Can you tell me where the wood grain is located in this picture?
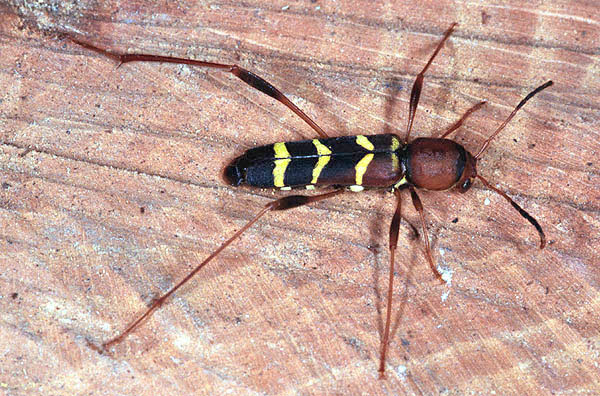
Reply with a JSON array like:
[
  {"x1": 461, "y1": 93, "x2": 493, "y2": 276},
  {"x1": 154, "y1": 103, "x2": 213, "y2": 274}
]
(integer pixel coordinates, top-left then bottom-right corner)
[{"x1": 1, "y1": 1, "x2": 598, "y2": 395}]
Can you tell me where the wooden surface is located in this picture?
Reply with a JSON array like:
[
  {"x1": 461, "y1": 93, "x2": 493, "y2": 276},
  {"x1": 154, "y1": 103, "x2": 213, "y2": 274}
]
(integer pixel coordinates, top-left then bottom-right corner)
[{"x1": 1, "y1": 1, "x2": 598, "y2": 395}]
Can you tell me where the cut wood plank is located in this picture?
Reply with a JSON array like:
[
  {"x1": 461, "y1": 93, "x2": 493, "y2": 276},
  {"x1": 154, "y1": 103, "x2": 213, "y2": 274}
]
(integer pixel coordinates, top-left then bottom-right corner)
[{"x1": 1, "y1": 1, "x2": 598, "y2": 395}]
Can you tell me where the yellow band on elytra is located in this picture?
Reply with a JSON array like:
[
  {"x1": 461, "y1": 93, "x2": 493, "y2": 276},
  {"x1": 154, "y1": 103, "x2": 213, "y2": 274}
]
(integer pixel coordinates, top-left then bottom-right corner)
[
  {"x1": 311, "y1": 139, "x2": 332, "y2": 184},
  {"x1": 355, "y1": 153, "x2": 374, "y2": 185},
  {"x1": 273, "y1": 142, "x2": 291, "y2": 187}
]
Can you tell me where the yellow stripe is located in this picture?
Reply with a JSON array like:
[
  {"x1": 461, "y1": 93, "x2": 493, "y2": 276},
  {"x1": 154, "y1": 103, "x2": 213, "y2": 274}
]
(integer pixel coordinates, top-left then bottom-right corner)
[
  {"x1": 273, "y1": 142, "x2": 291, "y2": 187},
  {"x1": 394, "y1": 176, "x2": 408, "y2": 189},
  {"x1": 391, "y1": 136, "x2": 400, "y2": 151},
  {"x1": 311, "y1": 139, "x2": 332, "y2": 184},
  {"x1": 391, "y1": 152, "x2": 399, "y2": 171},
  {"x1": 355, "y1": 153, "x2": 374, "y2": 185},
  {"x1": 391, "y1": 137, "x2": 402, "y2": 172},
  {"x1": 356, "y1": 135, "x2": 374, "y2": 151}
]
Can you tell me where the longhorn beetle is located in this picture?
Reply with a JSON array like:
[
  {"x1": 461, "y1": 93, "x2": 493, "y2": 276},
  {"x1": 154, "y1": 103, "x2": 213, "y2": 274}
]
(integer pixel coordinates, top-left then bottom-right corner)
[{"x1": 70, "y1": 23, "x2": 551, "y2": 377}]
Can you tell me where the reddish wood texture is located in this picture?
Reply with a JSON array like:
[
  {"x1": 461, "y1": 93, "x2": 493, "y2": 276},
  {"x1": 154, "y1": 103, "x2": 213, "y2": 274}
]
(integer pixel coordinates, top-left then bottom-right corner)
[{"x1": 1, "y1": 1, "x2": 598, "y2": 395}]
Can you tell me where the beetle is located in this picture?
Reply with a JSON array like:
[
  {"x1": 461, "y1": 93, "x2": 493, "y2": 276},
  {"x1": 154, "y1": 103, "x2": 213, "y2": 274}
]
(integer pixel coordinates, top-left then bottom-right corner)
[{"x1": 69, "y1": 23, "x2": 551, "y2": 377}]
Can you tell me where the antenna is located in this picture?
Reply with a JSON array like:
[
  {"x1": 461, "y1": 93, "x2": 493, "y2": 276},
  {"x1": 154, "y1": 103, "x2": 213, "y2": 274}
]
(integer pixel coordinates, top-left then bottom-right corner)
[{"x1": 475, "y1": 81, "x2": 553, "y2": 159}]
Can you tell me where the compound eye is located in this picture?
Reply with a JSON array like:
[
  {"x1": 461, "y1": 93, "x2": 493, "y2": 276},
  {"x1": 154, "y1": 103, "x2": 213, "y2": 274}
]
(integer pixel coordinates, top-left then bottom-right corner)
[{"x1": 459, "y1": 179, "x2": 472, "y2": 193}]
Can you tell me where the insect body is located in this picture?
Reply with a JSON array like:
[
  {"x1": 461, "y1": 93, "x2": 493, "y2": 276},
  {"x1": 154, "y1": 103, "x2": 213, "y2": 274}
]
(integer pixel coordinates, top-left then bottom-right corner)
[
  {"x1": 226, "y1": 134, "x2": 405, "y2": 190},
  {"x1": 69, "y1": 24, "x2": 551, "y2": 378},
  {"x1": 225, "y1": 134, "x2": 475, "y2": 193}
]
